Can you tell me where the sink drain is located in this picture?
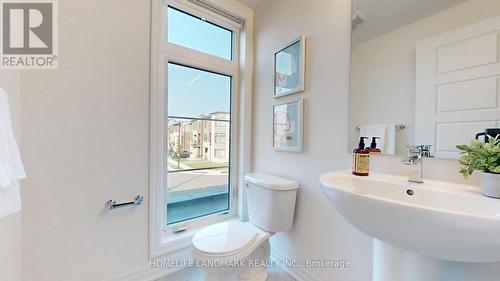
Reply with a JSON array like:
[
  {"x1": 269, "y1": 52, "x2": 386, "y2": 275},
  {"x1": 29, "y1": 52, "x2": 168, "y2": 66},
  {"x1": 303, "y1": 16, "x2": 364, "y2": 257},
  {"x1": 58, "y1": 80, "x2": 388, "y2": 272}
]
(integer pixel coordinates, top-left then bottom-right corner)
[{"x1": 406, "y1": 189, "x2": 414, "y2": 196}]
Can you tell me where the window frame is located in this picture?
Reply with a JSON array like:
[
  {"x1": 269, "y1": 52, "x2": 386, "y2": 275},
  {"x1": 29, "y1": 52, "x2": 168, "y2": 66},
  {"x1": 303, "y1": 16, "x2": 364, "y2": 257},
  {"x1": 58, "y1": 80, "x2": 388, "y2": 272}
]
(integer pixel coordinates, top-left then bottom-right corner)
[
  {"x1": 167, "y1": 5, "x2": 234, "y2": 61},
  {"x1": 149, "y1": 0, "x2": 254, "y2": 258},
  {"x1": 166, "y1": 62, "x2": 233, "y2": 226},
  {"x1": 164, "y1": 2, "x2": 239, "y2": 229}
]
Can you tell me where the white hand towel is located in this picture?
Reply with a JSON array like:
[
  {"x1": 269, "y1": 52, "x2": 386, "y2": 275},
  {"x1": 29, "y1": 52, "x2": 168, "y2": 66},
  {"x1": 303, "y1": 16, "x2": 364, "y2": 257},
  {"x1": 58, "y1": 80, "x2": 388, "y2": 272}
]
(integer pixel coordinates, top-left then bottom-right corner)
[
  {"x1": 384, "y1": 124, "x2": 397, "y2": 155},
  {"x1": 0, "y1": 87, "x2": 26, "y2": 189},
  {"x1": 359, "y1": 124, "x2": 397, "y2": 155}
]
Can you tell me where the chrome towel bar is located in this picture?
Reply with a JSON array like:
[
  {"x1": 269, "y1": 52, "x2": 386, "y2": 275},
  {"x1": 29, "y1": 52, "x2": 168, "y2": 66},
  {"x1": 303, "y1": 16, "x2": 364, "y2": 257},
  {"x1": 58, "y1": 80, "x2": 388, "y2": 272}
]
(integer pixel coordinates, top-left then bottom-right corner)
[
  {"x1": 105, "y1": 195, "x2": 144, "y2": 210},
  {"x1": 355, "y1": 124, "x2": 406, "y2": 130}
]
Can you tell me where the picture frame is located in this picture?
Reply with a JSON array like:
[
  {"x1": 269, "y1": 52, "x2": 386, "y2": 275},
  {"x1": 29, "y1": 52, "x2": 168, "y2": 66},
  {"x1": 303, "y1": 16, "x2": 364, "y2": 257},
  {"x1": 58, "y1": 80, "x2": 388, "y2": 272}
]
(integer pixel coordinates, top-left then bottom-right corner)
[
  {"x1": 273, "y1": 35, "x2": 306, "y2": 98},
  {"x1": 273, "y1": 99, "x2": 304, "y2": 152}
]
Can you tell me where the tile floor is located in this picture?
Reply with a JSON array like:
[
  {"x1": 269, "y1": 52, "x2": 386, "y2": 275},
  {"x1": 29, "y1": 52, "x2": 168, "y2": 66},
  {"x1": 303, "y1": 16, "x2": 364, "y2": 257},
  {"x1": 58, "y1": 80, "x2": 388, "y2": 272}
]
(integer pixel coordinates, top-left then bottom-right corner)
[{"x1": 158, "y1": 266, "x2": 296, "y2": 281}]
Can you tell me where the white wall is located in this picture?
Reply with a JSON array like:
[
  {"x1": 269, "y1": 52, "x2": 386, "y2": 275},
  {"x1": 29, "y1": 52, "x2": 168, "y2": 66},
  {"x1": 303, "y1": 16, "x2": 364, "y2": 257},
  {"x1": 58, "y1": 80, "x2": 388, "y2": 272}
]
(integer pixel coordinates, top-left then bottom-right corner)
[
  {"x1": 20, "y1": 0, "x2": 152, "y2": 280},
  {"x1": 351, "y1": 0, "x2": 500, "y2": 186},
  {"x1": 0, "y1": 70, "x2": 22, "y2": 281},
  {"x1": 13, "y1": 0, "x2": 498, "y2": 280},
  {"x1": 253, "y1": 0, "x2": 373, "y2": 280}
]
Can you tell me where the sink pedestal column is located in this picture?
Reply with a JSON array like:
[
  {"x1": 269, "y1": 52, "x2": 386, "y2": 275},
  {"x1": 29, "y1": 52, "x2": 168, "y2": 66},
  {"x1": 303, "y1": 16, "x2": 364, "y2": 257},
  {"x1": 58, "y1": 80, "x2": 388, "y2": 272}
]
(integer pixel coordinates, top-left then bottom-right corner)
[
  {"x1": 372, "y1": 239, "x2": 440, "y2": 281},
  {"x1": 372, "y1": 239, "x2": 500, "y2": 281}
]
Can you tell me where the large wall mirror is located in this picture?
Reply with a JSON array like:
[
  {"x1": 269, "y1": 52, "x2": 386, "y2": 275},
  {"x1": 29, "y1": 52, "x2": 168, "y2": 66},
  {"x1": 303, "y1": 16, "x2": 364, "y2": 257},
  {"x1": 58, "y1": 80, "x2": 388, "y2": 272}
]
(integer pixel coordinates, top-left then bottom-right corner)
[{"x1": 349, "y1": 0, "x2": 500, "y2": 159}]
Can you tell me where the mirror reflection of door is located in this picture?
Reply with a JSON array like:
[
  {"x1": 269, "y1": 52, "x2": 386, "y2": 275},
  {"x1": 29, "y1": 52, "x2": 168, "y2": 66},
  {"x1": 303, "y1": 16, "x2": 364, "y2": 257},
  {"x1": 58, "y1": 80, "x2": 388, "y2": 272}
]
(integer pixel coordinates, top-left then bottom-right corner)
[{"x1": 349, "y1": 0, "x2": 500, "y2": 158}]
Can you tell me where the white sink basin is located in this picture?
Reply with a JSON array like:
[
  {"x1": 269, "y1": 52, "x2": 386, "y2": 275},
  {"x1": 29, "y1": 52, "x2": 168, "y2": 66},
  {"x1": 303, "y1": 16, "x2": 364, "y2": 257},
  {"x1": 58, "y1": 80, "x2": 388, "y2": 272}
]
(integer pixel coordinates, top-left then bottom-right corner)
[{"x1": 320, "y1": 171, "x2": 500, "y2": 262}]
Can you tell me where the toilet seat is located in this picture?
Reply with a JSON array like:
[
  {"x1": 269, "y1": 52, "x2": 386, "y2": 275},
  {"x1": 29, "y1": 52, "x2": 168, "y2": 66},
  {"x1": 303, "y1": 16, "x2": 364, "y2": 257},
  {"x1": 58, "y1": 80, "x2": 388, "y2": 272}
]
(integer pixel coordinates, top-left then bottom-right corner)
[{"x1": 192, "y1": 221, "x2": 270, "y2": 259}]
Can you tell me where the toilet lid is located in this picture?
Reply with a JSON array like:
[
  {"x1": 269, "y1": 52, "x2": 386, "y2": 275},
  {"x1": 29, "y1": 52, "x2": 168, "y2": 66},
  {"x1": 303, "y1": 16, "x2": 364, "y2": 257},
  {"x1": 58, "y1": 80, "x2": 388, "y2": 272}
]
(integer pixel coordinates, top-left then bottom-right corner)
[{"x1": 192, "y1": 221, "x2": 258, "y2": 255}]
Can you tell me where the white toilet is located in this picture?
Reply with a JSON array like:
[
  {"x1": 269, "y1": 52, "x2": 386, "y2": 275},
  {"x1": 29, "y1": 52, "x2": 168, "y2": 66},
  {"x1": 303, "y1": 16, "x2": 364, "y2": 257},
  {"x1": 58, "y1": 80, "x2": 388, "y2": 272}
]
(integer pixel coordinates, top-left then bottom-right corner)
[{"x1": 191, "y1": 173, "x2": 299, "y2": 281}]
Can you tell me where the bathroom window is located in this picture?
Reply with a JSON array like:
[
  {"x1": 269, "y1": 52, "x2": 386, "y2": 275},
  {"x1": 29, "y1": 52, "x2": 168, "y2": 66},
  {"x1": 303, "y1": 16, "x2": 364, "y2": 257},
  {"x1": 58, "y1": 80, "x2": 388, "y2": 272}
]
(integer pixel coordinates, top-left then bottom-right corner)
[
  {"x1": 151, "y1": 0, "x2": 251, "y2": 256},
  {"x1": 167, "y1": 6, "x2": 233, "y2": 61},
  {"x1": 167, "y1": 63, "x2": 232, "y2": 225}
]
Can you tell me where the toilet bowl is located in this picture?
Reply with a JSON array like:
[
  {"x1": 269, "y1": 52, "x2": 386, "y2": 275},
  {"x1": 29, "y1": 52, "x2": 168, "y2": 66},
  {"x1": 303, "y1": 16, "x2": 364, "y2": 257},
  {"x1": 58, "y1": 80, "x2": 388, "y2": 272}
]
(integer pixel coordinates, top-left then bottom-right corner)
[
  {"x1": 192, "y1": 221, "x2": 271, "y2": 281},
  {"x1": 191, "y1": 173, "x2": 299, "y2": 281}
]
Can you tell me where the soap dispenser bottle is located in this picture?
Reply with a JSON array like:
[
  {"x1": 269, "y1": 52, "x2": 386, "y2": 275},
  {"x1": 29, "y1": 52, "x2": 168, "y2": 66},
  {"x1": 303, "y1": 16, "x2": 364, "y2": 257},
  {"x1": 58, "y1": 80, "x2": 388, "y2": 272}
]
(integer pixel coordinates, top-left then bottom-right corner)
[
  {"x1": 352, "y1": 137, "x2": 370, "y2": 176},
  {"x1": 368, "y1": 137, "x2": 381, "y2": 154}
]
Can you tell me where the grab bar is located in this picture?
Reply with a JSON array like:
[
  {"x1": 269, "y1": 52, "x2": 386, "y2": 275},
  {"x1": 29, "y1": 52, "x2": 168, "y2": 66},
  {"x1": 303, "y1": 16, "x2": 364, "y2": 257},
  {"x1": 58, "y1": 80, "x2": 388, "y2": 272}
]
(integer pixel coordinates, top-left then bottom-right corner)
[{"x1": 105, "y1": 195, "x2": 144, "y2": 210}]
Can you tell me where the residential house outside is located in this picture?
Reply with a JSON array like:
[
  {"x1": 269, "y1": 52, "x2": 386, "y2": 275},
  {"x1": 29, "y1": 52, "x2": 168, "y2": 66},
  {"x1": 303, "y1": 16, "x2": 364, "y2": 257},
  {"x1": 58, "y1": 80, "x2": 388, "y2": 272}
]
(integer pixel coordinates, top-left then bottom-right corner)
[
  {"x1": 166, "y1": 111, "x2": 231, "y2": 224},
  {"x1": 169, "y1": 111, "x2": 230, "y2": 165}
]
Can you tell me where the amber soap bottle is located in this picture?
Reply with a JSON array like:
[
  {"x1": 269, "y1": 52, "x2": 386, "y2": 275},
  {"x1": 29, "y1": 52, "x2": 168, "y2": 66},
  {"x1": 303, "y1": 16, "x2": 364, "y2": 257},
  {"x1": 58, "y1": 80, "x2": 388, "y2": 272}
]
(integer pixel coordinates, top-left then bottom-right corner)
[
  {"x1": 368, "y1": 137, "x2": 381, "y2": 154},
  {"x1": 352, "y1": 137, "x2": 370, "y2": 176}
]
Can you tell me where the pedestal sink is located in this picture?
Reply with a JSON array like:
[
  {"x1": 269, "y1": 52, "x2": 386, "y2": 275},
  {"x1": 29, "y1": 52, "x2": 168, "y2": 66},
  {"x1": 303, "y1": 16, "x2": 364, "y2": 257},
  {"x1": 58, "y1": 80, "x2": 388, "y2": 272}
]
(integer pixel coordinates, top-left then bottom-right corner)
[{"x1": 320, "y1": 171, "x2": 500, "y2": 281}]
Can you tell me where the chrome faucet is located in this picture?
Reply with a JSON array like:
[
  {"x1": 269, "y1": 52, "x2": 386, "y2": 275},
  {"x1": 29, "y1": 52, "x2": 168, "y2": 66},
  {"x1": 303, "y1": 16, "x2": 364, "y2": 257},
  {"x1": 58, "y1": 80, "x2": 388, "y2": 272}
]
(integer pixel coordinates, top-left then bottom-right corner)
[{"x1": 402, "y1": 145, "x2": 433, "y2": 183}]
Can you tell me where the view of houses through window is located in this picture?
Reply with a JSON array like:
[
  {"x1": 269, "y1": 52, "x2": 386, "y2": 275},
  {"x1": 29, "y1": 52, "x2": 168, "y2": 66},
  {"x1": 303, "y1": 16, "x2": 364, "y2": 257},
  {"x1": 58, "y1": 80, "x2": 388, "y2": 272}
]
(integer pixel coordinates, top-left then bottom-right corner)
[
  {"x1": 168, "y1": 113, "x2": 230, "y2": 165},
  {"x1": 165, "y1": 4, "x2": 236, "y2": 226},
  {"x1": 166, "y1": 63, "x2": 232, "y2": 225},
  {"x1": 168, "y1": 113, "x2": 230, "y2": 168}
]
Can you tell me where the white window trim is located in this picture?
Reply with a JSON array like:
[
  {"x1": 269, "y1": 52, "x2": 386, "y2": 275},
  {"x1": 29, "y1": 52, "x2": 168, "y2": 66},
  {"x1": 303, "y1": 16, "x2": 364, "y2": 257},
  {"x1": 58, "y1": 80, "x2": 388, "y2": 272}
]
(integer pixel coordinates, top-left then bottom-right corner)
[
  {"x1": 164, "y1": 2, "x2": 239, "y2": 231},
  {"x1": 149, "y1": 0, "x2": 254, "y2": 258}
]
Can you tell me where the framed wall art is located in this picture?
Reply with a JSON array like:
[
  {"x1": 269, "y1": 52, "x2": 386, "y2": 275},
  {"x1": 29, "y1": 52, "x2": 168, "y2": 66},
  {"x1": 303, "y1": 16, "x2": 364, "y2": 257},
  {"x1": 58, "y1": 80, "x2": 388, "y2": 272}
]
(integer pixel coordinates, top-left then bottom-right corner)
[
  {"x1": 274, "y1": 35, "x2": 306, "y2": 97},
  {"x1": 273, "y1": 99, "x2": 304, "y2": 152}
]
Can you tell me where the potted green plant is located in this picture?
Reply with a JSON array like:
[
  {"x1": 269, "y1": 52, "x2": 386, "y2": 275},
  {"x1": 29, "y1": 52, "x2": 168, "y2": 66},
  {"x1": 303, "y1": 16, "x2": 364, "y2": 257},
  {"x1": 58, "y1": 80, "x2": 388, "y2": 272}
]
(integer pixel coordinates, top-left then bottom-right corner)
[{"x1": 456, "y1": 135, "x2": 500, "y2": 198}]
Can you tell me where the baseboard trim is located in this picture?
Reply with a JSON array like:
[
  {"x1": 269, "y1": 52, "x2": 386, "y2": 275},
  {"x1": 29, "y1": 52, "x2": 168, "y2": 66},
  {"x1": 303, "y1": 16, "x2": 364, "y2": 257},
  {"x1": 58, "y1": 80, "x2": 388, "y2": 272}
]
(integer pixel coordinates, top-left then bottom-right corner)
[
  {"x1": 102, "y1": 247, "x2": 192, "y2": 281},
  {"x1": 271, "y1": 247, "x2": 322, "y2": 281},
  {"x1": 104, "y1": 245, "x2": 321, "y2": 281}
]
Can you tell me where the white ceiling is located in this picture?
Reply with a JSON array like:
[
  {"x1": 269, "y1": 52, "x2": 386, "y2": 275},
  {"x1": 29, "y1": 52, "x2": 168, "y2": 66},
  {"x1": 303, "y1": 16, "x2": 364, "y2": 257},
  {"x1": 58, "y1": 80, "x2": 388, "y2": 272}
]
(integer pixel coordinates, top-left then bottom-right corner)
[
  {"x1": 237, "y1": 0, "x2": 468, "y2": 44},
  {"x1": 238, "y1": 0, "x2": 265, "y2": 8},
  {"x1": 352, "y1": 0, "x2": 467, "y2": 45}
]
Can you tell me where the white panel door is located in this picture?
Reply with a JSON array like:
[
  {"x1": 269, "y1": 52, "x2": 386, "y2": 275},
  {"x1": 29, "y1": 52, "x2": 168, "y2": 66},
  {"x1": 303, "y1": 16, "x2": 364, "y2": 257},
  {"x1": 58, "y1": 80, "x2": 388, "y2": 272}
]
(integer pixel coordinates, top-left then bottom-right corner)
[{"x1": 416, "y1": 16, "x2": 500, "y2": 159}]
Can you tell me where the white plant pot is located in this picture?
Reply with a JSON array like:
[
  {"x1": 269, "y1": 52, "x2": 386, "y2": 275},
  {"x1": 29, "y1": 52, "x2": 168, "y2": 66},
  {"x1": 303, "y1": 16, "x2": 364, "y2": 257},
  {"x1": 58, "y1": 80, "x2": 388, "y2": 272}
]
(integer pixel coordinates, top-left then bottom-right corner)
[{"x1": 481, "y1": 172, "x2": 500, "y2": 199}]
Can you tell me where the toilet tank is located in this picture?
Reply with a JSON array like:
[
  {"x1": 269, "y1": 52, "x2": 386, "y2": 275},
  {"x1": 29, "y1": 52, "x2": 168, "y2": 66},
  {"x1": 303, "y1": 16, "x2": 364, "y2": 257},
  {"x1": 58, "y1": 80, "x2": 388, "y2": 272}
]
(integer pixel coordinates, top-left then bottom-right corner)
[{"x1": 244, "y1": 173, "x2": 299, "y2": 233}]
